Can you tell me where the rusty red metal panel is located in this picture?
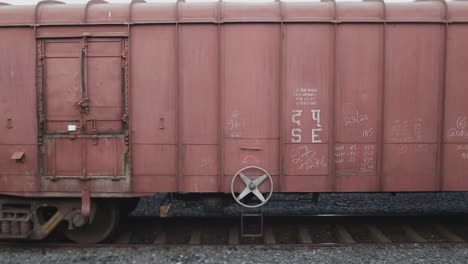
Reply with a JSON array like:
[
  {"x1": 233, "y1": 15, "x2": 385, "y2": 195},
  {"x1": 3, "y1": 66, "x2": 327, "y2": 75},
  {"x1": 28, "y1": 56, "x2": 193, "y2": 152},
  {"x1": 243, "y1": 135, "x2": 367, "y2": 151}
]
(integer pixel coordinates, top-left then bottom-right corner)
[
  {"x1": 336, "y1": 1, "x2": 383, "y2": 22},
  {"x1": 36, "y1": 2, "x2": 81, "y2": 25},
  {"x1": 0, "y1": 27, "x2": 38, "y2": 194},
  {"x1": 130, "y1": 26, "x2": 176, "y2": 145},
  {"x1": 383, "y1": 24, "x2": 444, "y2": 191},
  {"x1": 179, "y1": 24, "x2": 219, "y2": 192},
  {"x1": 0, "y1": 29, "x2": 37, "y2": 145},
  {"x1": 282, "y1": 2, "x2": 333, "y2": 22},
  {"x1": 44, "y1": 137, "x2": 126, "y2": 174},
  {"x1": 0, "y1": 5, "x2": 35, "y2": 26},
  {"x1": 334, "y1": 24, "x2": 381, "y2": 192},
  {"x1": 87, "y1": 39, "x2": 123, "y2": 132},
  {"x1": 222, "y1": 24, "x2": 280, "y2": 192},
  {"x1": 2, "y1": 2, "x2": 468, "y2": 198},
  {"x1": 45, "y1": 138, "x2": 82, "y2": 177},
  {"x1": 385, "y1": 1, "x2": 445, "y2": 22},
  {"x1": 179, "y1": 1, "x2": 218, "y2": 22},
  {"x1": 0, "y1": 145, "x2": 37, "y2": 177},
  {"x1": 222, "y1": 2, "x2": 281, "y2": 22},
  {"x1": 130, "y1": 25, "x2": 177, "y2": 192},
  {"x1": 447, "y1": 1, "x2": 468, "y2": 22},
  {"x1": 282, "y1": 24, "x2": 332, "y2": 192},
  {"x1": 86, "y1": 3, "x2": 129, "y2": 24},
  {"x1": 0, "y1": 1, "x2": 464, "y2": 26},
  {"x1": 443, "y1": 24, "x2": 468, "y2": 190},
  {"x1": 179, "y1": 26, "x2": 218, "y2": 146},
  {"x1": 223, "y1": 24, "x2": 280, "y2": 140},
  {"x1": 86, "y1": 138, "x2": 124, "y2": 177},
  {"x1": 131, "y1": 2, "x2": 176, "y2": 23},
  {"x1": 43, "y1": 40, "x2": 81, "y2": 133}
]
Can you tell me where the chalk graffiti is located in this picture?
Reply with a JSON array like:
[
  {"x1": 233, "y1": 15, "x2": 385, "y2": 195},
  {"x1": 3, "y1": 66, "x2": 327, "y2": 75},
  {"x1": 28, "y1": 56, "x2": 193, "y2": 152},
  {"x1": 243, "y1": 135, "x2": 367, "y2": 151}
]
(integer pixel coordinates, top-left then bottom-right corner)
[
  {"x1": 241, "y1": 154, "x2": 260, "y2": 164},
  {"x1": 291, "y1": 146, "x2": 327, "y2": 170},
  {"x1": 362, "y1": 128, "x2": 375, "y2": 138},
  {"x1": 448, "y1": 116, "x2": 468, "y2": 138},
  {"x1": 342, "y1": 103, "x2": 369, "y2": 127},
  {"x1": 334, "y1": 144, "x2": 376, "y2": 174},
  {"x1": 227, "y1": 111, "x2": 241, "y2": 138},
  {"x1": 390, "y1": 118, "x2": 425, "y2": 142}
]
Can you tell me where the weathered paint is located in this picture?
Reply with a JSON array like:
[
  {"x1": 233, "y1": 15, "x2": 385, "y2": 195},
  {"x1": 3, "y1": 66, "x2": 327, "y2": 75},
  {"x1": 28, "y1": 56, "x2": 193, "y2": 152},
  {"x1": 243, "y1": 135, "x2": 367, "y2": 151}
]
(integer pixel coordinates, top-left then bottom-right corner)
[{"x1": 0, "y1": 1, "x2": 467, "y2": 197}]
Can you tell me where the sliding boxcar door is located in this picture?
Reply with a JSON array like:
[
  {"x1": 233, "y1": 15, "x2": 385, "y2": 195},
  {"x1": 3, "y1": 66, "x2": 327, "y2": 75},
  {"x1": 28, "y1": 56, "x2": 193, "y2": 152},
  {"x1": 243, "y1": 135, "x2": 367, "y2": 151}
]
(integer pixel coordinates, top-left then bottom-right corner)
[{"x1": 39, "y1": 38, "x2": 129, "y2": 193}]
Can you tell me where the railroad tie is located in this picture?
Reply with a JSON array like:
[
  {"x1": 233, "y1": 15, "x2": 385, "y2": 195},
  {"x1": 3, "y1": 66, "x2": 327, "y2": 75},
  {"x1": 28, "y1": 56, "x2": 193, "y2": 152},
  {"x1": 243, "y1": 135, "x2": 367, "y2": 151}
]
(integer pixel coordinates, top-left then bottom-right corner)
[
  {"x1": 228, "y1": 225, "x2": 239, "y2": 245},
  {"x1": 297, "y1": 224, "x2": 313, "y2": 244},
  {"x1": 153, "y1": 230, "x2": 167, "y2": 244},
  {"x1": 435, "y1": 225, "x2": 465, "y2": 243},
  {"x1": 336, "y1": 225, "x2": 356, "y2": 244},
  {"x1": 115, "y1": 229, "x2": 132, "y2": 244},
  {"x1": 401, "y1": 224, "x2": 427, "y2": 243},
  {"x1": 263, "y1": 225, "x2": 276, "y2": 244},
  {"x1": 189, "y1": 227, "x2": 202, "y2": 245},
  {"x1": 367, "y1": 224, "x2": 391, "y2": 243}
]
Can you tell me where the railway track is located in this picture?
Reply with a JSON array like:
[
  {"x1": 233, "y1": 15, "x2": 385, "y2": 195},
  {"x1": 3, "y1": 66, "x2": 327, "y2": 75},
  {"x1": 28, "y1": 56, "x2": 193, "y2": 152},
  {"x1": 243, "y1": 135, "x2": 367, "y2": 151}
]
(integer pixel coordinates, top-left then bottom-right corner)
[{"x1": 1, "y1": 214, "x2": 468, "y2": 247}]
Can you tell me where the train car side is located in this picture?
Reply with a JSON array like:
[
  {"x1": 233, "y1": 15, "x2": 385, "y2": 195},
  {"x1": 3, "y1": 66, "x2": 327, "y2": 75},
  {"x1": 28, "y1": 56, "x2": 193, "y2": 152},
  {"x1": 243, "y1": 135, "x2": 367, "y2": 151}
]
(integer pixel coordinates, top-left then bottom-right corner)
[{"x1": 0, "y1": 0, "x2": 467, "y2": 243}]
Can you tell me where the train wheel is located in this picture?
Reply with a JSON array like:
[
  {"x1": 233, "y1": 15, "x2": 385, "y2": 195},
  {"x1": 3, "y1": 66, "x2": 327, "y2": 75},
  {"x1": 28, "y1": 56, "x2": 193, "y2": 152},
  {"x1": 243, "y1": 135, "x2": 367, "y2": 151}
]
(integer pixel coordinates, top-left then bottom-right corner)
[{"x1": 62, "y1": 200, "x2": 120, "y2": 244}]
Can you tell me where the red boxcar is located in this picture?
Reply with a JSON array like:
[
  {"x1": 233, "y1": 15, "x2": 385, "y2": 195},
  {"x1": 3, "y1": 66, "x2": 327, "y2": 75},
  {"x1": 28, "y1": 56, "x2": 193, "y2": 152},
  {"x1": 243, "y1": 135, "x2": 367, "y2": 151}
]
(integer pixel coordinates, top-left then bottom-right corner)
[{"x1": 0, "y1": 0, "x2": 467, "y2": 242}]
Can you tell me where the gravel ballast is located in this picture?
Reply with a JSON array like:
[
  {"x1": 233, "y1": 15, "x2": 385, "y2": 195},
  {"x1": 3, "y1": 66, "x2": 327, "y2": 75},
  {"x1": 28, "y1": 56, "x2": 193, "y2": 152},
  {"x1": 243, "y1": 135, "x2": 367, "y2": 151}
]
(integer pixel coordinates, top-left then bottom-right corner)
[
  {"x1": 0, "y1": 245, "x2": 467, "y2": 264},
  {"x1": 132, "y1": 192, "x2": 468, "y2": 217}
]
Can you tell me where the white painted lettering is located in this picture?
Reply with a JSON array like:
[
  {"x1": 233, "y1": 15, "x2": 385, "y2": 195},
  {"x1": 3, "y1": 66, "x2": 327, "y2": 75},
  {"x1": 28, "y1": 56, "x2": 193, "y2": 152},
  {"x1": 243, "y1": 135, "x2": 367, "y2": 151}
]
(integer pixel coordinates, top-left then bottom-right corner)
[
  {"x1": 292, "y1": 128, "x2": 302, "y2": 143},
  {"x1": 312, "y1": 128, "x2": 322, "y2": 143},
  {"x1": 292, "y1": 110, "x2": 302, "y2": 126}
]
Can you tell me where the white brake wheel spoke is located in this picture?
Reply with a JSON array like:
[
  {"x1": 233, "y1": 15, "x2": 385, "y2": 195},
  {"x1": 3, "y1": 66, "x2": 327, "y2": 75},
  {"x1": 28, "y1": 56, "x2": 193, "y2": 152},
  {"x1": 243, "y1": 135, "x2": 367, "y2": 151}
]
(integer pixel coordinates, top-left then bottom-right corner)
[
  {"x1": 253, "y1": 174, "x2": 268, "y2": 186},
  {"x1": 231, "y1": 166, "x2": 273, "y2": 208},
  {"x1": 239, "y1": 172, "x2": 251, "y2": 185},
  {"x1": 252, "y1": 188, "x2": 266, "y2": 203},
  {"x1": 237, "y1": 187, "x2": 251, "y2": 200}
]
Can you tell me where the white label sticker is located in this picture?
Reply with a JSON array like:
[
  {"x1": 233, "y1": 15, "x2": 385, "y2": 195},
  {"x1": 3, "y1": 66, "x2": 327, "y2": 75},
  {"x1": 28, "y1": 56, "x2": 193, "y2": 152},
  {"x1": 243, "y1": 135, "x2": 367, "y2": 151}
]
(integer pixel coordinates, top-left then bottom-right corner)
[{"x1": 68, "y1": 125, "x2": 77, "y2": 132}]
